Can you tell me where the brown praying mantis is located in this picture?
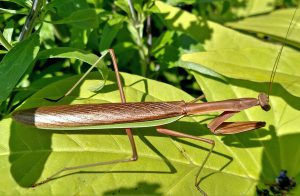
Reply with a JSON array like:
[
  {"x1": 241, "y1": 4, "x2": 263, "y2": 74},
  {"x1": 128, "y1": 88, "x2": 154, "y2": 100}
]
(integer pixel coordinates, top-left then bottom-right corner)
[{"x1": 11, "y1": 8, "x2": 298, "y2": 196}]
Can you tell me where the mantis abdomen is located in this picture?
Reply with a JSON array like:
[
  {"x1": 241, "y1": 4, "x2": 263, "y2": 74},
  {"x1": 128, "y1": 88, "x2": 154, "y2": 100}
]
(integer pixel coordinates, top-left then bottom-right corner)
[{"x1": 12, "y1": 101, "x2": 187, "y2": 129}]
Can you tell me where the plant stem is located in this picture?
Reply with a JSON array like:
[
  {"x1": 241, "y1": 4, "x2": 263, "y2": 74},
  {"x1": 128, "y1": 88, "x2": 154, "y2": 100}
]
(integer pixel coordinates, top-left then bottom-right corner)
[
  {"x1": 0, "y1": 32, "x2": 12, "y2": 50},
  {"x1": 19, "y1": 0, "x2": 44, "y2": 41},
  {"x1": 126, "y1": 0, "x2": 148, "y2": 76},
  {"x1": 146, "y1": 15, "x2": 152, "y2": 66},
  {"x1": 127, "y1": 0, "x2": 138, "y2": 25}
]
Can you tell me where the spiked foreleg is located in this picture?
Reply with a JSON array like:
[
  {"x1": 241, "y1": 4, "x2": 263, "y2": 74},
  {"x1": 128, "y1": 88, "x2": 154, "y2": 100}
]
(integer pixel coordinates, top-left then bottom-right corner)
[{"x1": 208, "y1": 111, "x2": 266, "y2": 135}]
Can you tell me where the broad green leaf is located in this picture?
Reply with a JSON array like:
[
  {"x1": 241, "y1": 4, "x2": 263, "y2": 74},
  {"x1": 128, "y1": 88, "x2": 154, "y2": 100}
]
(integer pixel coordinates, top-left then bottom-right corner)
[
  {"x1": 227, "y1": 0, "x2": 275, "y2": 17},
  {"x1": 190, "y1": 70, "x2": 300, "y2": 195},
  {"x1": 51, "y1": 8, "x2": 99, "y2": 29},
  {"x1": 165, "y1": 0, "x2": 275, "y2": 22},
  {"x1": 181, "y1": 47, "x2": 300, "y2": 97},
  {"x1": 227, "y1": 8, "x2": 300, "y2": 48},
  {"x1": 0, "y1": 34, "x2": 40, "y2": 103},
  {"x1": 155, "y1": 2, "x2": 300, "y2": 97},
  {"x1": 0, "y1": 71, "x2": 282, "y2": 195},
  {"x1": 153, "y1": 1, "x2": 272, "y2": 51}
]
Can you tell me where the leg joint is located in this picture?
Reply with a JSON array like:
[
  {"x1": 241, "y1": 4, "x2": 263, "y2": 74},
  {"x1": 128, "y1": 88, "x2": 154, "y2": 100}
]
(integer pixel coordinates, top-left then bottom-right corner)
[{"x1": 131, "y1": 156, "x2": 138, "y2": 161}]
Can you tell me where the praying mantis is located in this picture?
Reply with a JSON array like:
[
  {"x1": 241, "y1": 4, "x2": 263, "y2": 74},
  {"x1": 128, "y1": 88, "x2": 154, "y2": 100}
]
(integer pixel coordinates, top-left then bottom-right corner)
[
  {"x1": 11, "y1": 7, "x2": 298, "y2": 196},
  {"x1": 11, "y1": 48, "x2": 269, "y2": 195}
]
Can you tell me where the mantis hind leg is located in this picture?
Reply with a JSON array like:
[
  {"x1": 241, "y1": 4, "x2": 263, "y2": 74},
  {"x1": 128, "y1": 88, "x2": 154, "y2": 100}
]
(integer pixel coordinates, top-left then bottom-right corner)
[
  {"x1": 156, "y1": 127, "x2": 215, "y2": 196},
  {"x1": 109, "y1": 48, "x2": 138, "y2": 161},
  {"x1": 32, "y1": 49, "x2": 138, "y2": 187}
]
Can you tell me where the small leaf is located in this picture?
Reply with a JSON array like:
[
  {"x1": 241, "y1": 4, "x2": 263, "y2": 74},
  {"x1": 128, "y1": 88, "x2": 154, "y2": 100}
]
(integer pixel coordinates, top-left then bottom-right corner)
[
  {"x1": 114, "y1": 0, "x2": 131, "y2": 16},
  {"x1": 0, "y1": 34, "x2": 40, "y2": 103},
  {"x1": 37, "y1": 47, "x2": 109, "y2": 91},
  {"x1": 38, "y1": 47, "x2": 101, "y2": 65}
]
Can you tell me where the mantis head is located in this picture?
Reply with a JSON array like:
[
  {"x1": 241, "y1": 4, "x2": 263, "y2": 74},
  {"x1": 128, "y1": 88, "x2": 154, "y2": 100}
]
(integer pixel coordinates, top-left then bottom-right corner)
[{"x1": 258, "y1": 93, "x2": 271, "y2": 111}]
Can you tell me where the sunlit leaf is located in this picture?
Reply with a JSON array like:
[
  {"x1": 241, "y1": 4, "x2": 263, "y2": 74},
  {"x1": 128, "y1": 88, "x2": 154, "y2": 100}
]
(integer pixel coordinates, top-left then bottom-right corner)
[
  {"x1": 1, "y1": 71, "x2": 288, "y2": 195},
  {"x1": 227, "y1": 8, "x2": 300, "y2": 48},
  {"x1": 181, "y1": 48, "x2": 300, "y2": 97}
]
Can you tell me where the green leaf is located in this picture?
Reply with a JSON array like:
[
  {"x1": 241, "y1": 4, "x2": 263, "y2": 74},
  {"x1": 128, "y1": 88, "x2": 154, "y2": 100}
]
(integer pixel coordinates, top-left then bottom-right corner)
[
  {"x1": 225, "y1": 0, "x2": 275, "y2": 17},
  {"x1": 51, "y1": 8, "x2": 99, "y2": 29},
  {"x1": 3, "y1": 20, "x2": 14, "y2": 44},
  {"x1": 152, "y1": 31, "x2": 205, "y2": 68},
  {"x1": 181, "y1": 47, "x2": 300, "y2": 97},
  {"x1": 37, "y1": 47, "x2": 109, "y2": 91},
  {"x1": 155, "y1": 2, "x2": 300, "y2": 97},
  {"x1": 165, "y1": 0, "x2": 196, "y2": 6},
  {"x1": 153, "y1": 1, "x2": 273, "y2": 50},
  {"x1": 227, "y1": 8, "x2": 300, "y2": 48},
  {"x1": 3, "y1": 69, "x2": 300, "y2": 195},
  {"x1": 192, "y1": 71, "x2": 300, "y2": 195},
  {"x1": 38, "y1": 47, "x2": 101, "y2": 65},
  {"x1": 114, "y1": 0, "x2": 131, "y2": 16},
  {"x1": 99, "y1": 18, "x2": 124, "y2": 51},
  {"x1": 1, "y1": 0, "x2": 32, "y2": 8},
  {"x1": 46, "y1": 0, "x2": 90, "y2": 17},
  {"x1": 0, "y1": 7, "x2": 27, "y2": 14},
  {"x1": 165, "y1": 0, "x2": 275, "y2": 20},
  {"x1": 0, "y1": 34, "x2": 40, "y2": 103}
]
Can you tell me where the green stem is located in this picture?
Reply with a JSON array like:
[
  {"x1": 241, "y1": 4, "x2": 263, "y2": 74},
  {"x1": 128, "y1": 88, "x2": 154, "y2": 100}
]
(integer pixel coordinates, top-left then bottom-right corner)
[
  {"x1": 19, "y1": 0, "x2": 45, "y2": 41},
  {"x1": 127, "y1": 0, "x2": 138, "y2": 25},
  {"x1": 0, "y1": 32, "x2": 12, "y2": 50},
  {"x1": 126, "y1": 0, "x2": 148, "y2": 76}
]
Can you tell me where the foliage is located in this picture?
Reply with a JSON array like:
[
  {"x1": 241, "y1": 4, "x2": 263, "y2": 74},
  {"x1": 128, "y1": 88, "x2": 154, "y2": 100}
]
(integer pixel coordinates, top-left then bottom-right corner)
[{"x1": 0, "y1": 0, "x2": 300, "y2": 195}]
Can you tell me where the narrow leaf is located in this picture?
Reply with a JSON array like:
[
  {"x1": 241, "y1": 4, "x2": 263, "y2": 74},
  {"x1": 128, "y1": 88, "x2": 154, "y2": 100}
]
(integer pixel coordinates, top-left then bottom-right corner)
[
  {"x1": 99, "y1": 20, "x2": 123, "y2": 51},
  {"x1": 0, "y1": 34, "x2": 40, "y2": 103},
  {"x1": 37, "y1": 47, "x2": 109, "y2": 91}
]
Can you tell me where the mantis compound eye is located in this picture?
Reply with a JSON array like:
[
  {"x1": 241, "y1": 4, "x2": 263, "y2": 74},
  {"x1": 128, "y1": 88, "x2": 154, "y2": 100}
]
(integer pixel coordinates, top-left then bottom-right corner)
[{"x1": 258, "y1": 93, "x2": 271, "y2": 111}]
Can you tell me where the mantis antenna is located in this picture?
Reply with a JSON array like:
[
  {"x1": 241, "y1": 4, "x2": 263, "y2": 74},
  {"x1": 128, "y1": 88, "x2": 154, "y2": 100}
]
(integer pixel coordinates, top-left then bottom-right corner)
[{"x1": 267, "y1": 6, "x2": 299, "y2": 98}]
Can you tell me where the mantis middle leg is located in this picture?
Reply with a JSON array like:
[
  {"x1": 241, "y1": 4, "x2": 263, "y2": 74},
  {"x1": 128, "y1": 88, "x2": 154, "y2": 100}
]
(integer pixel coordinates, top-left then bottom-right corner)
[{"x1": 32, "y1": 49, "x2": 138, "y2": 186}]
